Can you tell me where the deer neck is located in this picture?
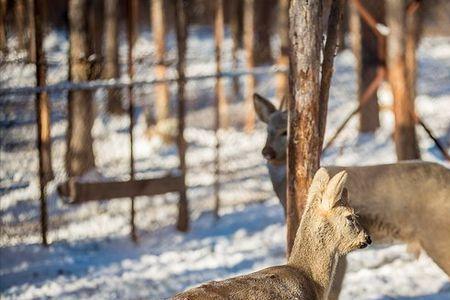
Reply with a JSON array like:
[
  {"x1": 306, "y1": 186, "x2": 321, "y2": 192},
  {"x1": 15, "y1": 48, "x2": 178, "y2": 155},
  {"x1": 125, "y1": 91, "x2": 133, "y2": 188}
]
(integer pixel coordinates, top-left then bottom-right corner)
[
  {"x1": 267, "y1": 161, "x2": 286, "y2": 191},
  {"x1": 287, "y1": 212, "x2": 339, "y2": 298}
]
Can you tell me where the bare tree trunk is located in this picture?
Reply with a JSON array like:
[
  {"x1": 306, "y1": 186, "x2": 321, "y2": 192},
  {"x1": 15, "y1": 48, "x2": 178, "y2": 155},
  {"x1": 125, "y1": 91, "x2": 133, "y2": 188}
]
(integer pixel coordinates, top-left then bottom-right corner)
[
  {"x1": 386, "y1": 0, "x2": 420, "y2": 160},
  {"x1": 230, "y1": 0, "x2": 242, "y2": 96},
  {"x1": 276, "y1": 0, "x2": 290, "y2": 102},
  {"x1": 104, "y1": 0, "x2": 123, "y2": 114},
  {"x1": 243, "y1": 0, "x2": 255, "y2": 132},
  {"x1": 34, "y1": 0, "x2": 51, "y2": 246},
  {"x1": 27, "y1": 0, "x2": 36, "y2": 63},
  {"x1": 152, "y1": 0, "x2": 170, "y2": 123},
  {"x1": 254, "y1": 0, "x2": 274, "y2": 65},
  {"x1": 66, "y1": 0, "x2": 96, "y2": 177},
  {"x1": 87, "y1": 0, "x2": 103, "y2": 80},
  {"x1": 406, "y1": 1, "x2": 422, "y2": 108},
  {"x1": 15, "y1": 0, "x2": 26, "y2": 52},
  {"x1": 287, "y1": 0, "x2": 323, "y2": 256},
  {"x1": 350, "y1": 0, "x2": 382, "y2": 133},
  {"x1": 175, "y1": 0, "x2": 189, "y2": 232},
  {"x1": 215, "y1": 0, "x2": 228, "y2": 128},
  {"x1": 0, "y1": 0, "x2": 6, "y2": 54}
]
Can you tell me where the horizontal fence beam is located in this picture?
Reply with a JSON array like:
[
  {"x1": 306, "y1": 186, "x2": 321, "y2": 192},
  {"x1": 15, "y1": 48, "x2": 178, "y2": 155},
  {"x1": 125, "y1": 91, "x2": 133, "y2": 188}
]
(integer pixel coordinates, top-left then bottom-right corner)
[
  {"x1": 58, "y1": 174, "x2": 184, "y2": 203},
  {"x1": 0, "y1": 65, "x2": 288, "y2": 96}
]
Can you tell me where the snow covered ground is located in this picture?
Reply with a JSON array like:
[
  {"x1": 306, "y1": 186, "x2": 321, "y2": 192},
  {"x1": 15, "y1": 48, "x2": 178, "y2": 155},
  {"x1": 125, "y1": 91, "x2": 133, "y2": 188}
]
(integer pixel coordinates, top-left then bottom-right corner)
[{"x1": 1, "y1": 28, "x2": 449, "y2": 299}]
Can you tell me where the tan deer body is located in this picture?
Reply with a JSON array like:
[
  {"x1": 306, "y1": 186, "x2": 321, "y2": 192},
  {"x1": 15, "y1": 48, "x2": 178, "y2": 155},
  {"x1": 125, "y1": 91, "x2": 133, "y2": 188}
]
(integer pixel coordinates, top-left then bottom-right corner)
[
  {"x1": 173, "y1": 169, "x2": 371, "y2": 300},
  {"x1": 254, "y1": 94, "x2": 450, "y2": 299}
]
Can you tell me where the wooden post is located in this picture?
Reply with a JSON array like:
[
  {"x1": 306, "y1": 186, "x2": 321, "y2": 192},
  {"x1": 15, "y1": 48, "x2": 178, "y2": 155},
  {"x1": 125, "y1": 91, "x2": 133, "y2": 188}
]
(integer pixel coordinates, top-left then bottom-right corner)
[
  {"x1": 127, "y1": 0, "x2": 138, "y2": 242},
  {"x1": 15, "y1": 0, "x2": 26, "y2": 52},
  {"x1": 386, "y1": 0, "x2": 420, "y2": 160},
  {"x1": 151, "y1": 0, "x2": 170, "y2": 124},
  {"x1": 34, "y1": 0, "x2": 52, "y2": 246},
  {"x1": 175, "y1": 0, "x2": 189, "y2": 232},
  {"x1": 243, "y1": 0, "x2": 255, "y2": 132},
  {"x1": 254, "y1": 0, "x2": 275, "y2": 65},
  {"x1": 104, "y1": 0, "x2": 123, "y2": 115},
  {"x1": 276, "y1": 0, "x2": 290, "y2": 101},
  {"x1": 350, "y1": 0, "x2": 383, "y2": 133},
  {"x1": 230, "y1": 0, "x2": 242, "y2": 97},
  {"x1": 406, "y1": 0, "x2": 421, "y2": 111},
  {"x1": 0, "y1": 0, "x2": 6, "y2": 54},
  {"x1": 27, "y1": 0, "x2": 36, "y2": 63}
]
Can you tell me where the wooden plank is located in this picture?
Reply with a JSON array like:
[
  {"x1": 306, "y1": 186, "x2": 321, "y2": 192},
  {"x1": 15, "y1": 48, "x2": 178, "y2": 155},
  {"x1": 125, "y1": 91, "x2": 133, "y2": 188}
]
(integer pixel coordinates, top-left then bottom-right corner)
[{"x1": 59, "y1": 176, "x2": 185, "y2": 203}]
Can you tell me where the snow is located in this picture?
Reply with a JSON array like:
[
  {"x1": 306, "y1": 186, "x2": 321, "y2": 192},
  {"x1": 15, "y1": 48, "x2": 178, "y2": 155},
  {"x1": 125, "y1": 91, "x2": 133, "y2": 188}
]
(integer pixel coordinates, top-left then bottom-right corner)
[{"x1": 1, "y1": 27, "x2": 450, "y2": 299}]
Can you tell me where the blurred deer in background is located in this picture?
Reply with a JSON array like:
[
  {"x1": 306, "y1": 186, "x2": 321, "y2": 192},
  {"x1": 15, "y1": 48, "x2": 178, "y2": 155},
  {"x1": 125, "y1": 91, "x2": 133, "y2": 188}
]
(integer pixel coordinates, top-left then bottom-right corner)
[
  {"x1": 254, "y1": 93, "x2": 450, "y2": 299},
  {"x1": 173, "y1": 169, "x2": 371, "y2": 300}
]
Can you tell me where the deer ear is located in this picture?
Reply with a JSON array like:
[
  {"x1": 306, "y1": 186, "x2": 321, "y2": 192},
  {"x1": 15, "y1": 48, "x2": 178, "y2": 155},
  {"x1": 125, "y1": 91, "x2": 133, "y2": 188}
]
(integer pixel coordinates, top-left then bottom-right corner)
[
  {"x1": 307, "y1": 167, "x2": 330, "y2": 205},
  {"x1": 254, "y1": 94, "x2": 277, "y2": 123},
  {"x1": 322, "y1": 171, "x2": 348, "y2": 210}
]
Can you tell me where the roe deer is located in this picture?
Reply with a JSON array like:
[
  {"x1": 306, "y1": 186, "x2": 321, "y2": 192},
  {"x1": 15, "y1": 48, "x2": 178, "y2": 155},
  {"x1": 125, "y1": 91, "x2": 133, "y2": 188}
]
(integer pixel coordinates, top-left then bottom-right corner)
[
  {"x1": 173, "y1": 169, "x2": 371, "y2": 300},
  {"x1": 254, "y1": 93, "x2": 450, "y2": 299}
]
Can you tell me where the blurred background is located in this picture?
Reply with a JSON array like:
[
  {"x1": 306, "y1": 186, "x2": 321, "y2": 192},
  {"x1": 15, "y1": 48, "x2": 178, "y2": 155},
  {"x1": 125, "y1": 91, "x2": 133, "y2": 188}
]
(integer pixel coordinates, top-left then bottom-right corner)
[{"x1": 1, "y1": 0, "x2": 449, "y2": 299}]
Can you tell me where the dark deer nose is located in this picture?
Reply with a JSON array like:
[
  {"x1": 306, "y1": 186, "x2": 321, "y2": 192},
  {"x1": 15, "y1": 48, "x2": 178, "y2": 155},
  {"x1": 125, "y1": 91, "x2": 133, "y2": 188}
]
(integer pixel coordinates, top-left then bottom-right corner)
[
  {"x1": 262, "y1": 146, "x2": 276, "y2": 160},
  {"x1": 365, "y1": 235, "x2": 372, "y2": 245}
]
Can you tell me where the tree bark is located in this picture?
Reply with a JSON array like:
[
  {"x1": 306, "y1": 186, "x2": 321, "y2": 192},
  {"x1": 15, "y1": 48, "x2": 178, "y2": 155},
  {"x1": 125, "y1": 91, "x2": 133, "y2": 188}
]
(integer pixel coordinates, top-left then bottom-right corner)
[
  {"x1": 215, "y1": 0, "x2": 228, "y2": 128},
  {"x1": 15, "y1": 0, "x2": 26, "y2": 52},
  {"x1": 152, "y1": 0, "x2": 170, "y2": 123},
  {"x1": 254, "y1": 0, "x2": 274, "y2": 65},
  {"x1": 276, "y1": 0, "x2": 290, "y2": 102},
  {"x1": 230, "y1": 0, "x2": 243, "y2": 96},
  {"x1": 386, "y1": 0, "x2": 420, "y2": 160},
  {"x1": 287, "y1": 0, "x2": 323, "y2": 257},
  {"x1": 87, "y1": 0, "x2": 103, "y2": 80},
  {"x1": 175, "y1": 0, "x2": 189, "y2": 232},
  {"x1": 0, "y1": 0, "x2": 6, "y2": 54},
  {"x1": 66, "y1": 0, "x2": 96, "y2": 177},
  {"x1": 243, "y1": 0, "x2": 255, "y2": 132},
  {"x1": 350, "y1": 0, "x2": 382, "y2": 133},
  {"x1": 27, "y1": 0, "x2": 36, "y2": 63},
  {"x1": 104, "y1": 0, "x2": 123, "y2": 114}
]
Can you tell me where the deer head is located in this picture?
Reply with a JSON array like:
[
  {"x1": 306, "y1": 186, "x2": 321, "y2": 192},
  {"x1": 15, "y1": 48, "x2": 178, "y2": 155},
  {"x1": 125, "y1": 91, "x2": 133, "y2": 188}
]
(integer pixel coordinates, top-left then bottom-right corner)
[
  {"x1": 301, "y1": 168, "x2": 371, "y2": 255},
  {"x1": 253, "y1": 94, "x2": 288, "y2": 165}
]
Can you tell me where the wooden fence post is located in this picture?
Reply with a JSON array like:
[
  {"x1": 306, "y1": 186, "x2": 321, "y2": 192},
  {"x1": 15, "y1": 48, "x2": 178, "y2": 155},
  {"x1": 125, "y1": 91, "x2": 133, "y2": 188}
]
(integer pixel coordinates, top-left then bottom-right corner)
[
  {"x1": 386, "y1": 0, "x2": 420, "y2": 160},
  {"x1": 127, "y1": 0, "x2": 138, "y2": 242},
  {"x1": 175, "y1": 0, "x2": 189, "y2": 232},
  {"x1": 34, "y1": 0, "x2": 52, "y2": 246},
  {"x1": 243, "y1": 0, "x2": 255, "y2": 132}
]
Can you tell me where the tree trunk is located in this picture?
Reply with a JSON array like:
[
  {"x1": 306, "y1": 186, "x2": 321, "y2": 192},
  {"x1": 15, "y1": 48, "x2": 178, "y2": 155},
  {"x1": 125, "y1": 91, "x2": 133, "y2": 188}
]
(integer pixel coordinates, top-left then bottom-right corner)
[
  {"x1": 66, "y1": 0, "x2": 96, "y2": 177},
  {"x1": 104, "y1": 0, "x2": 123, "y2": 114},
  {"x1": 0, "y1": 0, "x2": 6, "y2": 54},
  {"x1": 276, "y1": 0, "x2": 290, "y2": 102},
  {"x1": 243, "y1": 0, "x2": 255, "y2": 132},
  {"x1": 27, "y1": 0, "x2": 36, "y2": 63},
  {"x1": 350, "y1": 0, "x2": 382, "y2": 133},
  {"x1": 230, "y1": 0, "x2": 242, "y2": 96},
  {"x1": 152, "y1": 0, "x2": 170, "y2": 123},
  {"x1": 15, "y1": 0, "x2": 26, "y2": 52},
  {"x1": 175, "y1": 0, "x2": 189, "y2": 232},
  {"x1": 87, "y1": 0, "x2": 103, "y2": 80},
  {"x1": 254, "y1": 0, "x2": 274, "y2": 65},
  {"x1": 386, "y1": 0, "x2": 420, "y2": 160},
  {"x1": 215, "y1": 0, "x2": 228, "y2": 128},
  {"x1": 287, "y1": 0, "x2": 323, "y2": 256}
]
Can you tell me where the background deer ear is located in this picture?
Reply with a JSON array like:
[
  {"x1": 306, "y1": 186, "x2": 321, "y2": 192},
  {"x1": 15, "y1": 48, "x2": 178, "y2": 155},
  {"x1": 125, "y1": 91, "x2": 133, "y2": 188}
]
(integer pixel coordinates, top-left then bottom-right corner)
[
  {"x1": 322, "y1": 171, "x2": 348, "y2": 210},
  {"x1": 307, "y1": 167, "x2": 330, "y2": 205},
  {"x1": 254, "y1": 94, "x2": 277, "y2": 123}
]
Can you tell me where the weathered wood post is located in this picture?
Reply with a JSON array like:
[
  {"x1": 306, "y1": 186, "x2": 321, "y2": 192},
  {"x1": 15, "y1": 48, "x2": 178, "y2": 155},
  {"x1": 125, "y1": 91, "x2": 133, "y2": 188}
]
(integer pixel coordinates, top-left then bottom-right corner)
[
  {"x1": 127, "y1": 0, "x2": 138, "y2": 242},
  {"x1": 386, "y1": 0, "x2": 420, "y2": 160},
  {"x1": 175, "y1": 0, "x2": 189, "y2": 232},
  {"x1": 243, "y1": 0, "x2": 256, "y2": 132},
  {"x1": 34, "y1": 0, "x2": 53, "y2": 246},
  {"x1": 287, "y1": 0, "x2": 344, "y2": 256},
  {"x1": 152, "y1": 0, "x2": 170, "y2": 124}
]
